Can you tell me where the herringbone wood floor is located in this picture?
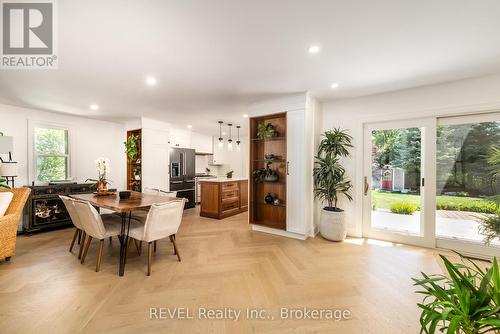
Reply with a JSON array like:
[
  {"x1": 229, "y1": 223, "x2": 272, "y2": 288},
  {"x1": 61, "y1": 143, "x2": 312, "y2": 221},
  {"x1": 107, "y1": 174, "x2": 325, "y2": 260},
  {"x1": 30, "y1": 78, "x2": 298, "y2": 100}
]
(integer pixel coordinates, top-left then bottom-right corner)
[{"x1": 0, "y1": 208, "x2": 446, "y2": 334}]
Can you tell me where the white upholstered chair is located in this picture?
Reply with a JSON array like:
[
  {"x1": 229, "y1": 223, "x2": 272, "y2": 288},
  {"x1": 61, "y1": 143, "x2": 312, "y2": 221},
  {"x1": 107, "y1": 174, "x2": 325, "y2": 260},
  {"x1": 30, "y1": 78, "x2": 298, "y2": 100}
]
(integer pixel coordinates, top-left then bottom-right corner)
[
  {"x1": 128, "y1": 198, "x2": 186, "y2": 275},
  {"x1": 73, "y1": 200, "x2": 139, "y2": 272},
  {"x1": 59, "y1": 195, "x2": 86, "y2": 258}
]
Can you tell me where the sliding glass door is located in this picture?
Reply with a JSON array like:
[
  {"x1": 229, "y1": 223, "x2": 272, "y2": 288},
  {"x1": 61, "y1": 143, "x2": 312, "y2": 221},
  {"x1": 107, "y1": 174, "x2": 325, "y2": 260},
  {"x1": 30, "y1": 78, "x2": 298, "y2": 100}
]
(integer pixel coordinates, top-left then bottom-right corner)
[
  {"x1": 435, "y1": 113, "x2": 500, "y2": 257},
  {"x1": 363, "y1": 118, "x2": 436, "y2": 248},
  {"x1": 363, "y1": 113, "x2": 500, "y2": 257}
]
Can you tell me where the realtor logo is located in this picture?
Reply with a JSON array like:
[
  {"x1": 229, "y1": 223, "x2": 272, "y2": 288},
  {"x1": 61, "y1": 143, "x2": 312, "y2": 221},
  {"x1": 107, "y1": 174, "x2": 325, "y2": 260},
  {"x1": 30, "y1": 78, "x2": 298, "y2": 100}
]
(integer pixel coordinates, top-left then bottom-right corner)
[{"x1": 1, "y1": 0, "x2": 57, "y2": 69}]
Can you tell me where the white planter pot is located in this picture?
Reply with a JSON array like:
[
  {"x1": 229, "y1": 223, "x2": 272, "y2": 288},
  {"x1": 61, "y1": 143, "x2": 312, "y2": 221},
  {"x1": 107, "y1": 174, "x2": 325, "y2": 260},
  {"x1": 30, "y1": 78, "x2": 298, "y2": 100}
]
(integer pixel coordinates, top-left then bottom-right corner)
[{"x1": 319, "y1": 209, "x2": 347, "y2": 241}]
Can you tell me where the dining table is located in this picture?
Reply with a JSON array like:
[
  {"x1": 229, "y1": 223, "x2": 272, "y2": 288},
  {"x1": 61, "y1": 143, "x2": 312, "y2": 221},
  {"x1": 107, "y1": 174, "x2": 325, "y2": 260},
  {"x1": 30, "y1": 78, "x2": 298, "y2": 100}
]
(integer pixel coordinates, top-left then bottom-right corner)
[{"x1": 70, "y1": 191, "x2": 177, "y2": 276}]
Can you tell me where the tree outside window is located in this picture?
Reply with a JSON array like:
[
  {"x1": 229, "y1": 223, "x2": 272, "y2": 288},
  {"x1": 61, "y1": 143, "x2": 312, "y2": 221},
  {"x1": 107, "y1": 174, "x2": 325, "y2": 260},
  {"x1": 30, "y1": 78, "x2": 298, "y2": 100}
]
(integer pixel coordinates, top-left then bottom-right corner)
[{"x1": 34, "y1": 127, "x2": 69, "y2": 181}]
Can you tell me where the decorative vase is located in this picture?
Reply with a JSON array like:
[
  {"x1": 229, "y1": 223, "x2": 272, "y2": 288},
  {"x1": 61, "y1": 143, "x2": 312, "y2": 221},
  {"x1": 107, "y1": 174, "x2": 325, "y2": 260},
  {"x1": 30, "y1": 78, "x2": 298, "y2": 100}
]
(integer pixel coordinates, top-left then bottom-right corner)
[
  {"x1": 273, "y1": 198, "x2": 280, "y2": 206},
  {"x1": 265, "y1": 193, "x2": 274, "y2": 204},
  {"x1": 264, "y1": 174, "x2": 278, "y2": 182},
  {"x1": 319, "y1": 208, "x2": 347, "y2": 241}
]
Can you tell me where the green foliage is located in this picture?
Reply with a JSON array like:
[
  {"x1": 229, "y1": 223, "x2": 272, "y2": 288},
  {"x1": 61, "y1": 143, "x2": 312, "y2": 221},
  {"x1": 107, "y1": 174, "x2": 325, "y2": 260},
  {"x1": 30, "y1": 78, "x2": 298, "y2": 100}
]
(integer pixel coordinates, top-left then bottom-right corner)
[
  {"x1": 34, "y1": 128, "x2": 68, "y2": 181},
  {"x1": 256, "y1": 123, "x2": 278, "y2": 139},
  {"x1": 479, "y1": 213, "x2": 500, "y2": 246},
  {"x1": 133, "y1": 166, "x2": 141, "y2": 176},
  {"x1": 226, "y1": 170, "x2": 234, "y2": 178},
  {"x1": 318, "y1": 128, "x2": 353, "y2": 159},
  {"x1": 372, "y1": 191, "x2": 498, "y2": 214},
  {"x1": 124, "y1": 135, "x2": 140, "y2": 160},
  {"x1": 488, "y1": 144, "x2": 500, "y2": 180},
  {"x1": 253, "y1": 161, "x2": 278, "y2": 182},
  {"x1": 314, "y1": 128, "x2": 353, "y2": 210},
  {"x1": 0, "y1": 177, "x2": 10, "y2": 189},
  {"x1": 390, "y1": 202, "x2": 418, "y2": 215},
  {"x1": 413, "y1": 253, "x2": 500, "y2": 334}
]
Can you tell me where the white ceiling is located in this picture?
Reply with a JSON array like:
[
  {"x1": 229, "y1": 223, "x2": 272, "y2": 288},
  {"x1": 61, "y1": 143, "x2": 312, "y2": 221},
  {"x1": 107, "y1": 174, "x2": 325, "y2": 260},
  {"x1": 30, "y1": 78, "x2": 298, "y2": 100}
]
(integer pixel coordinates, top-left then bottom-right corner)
[{"x1": 2, "y1": 0, "x2": 500, "y2": 135}]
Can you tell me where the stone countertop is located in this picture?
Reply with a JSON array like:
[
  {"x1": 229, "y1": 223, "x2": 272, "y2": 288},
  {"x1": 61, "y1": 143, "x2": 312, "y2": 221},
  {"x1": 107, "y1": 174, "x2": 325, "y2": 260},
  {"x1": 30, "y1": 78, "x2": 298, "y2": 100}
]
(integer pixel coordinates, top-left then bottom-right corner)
[{"x1": 197, "y1": 177, "x2": 248, "y2": 183}]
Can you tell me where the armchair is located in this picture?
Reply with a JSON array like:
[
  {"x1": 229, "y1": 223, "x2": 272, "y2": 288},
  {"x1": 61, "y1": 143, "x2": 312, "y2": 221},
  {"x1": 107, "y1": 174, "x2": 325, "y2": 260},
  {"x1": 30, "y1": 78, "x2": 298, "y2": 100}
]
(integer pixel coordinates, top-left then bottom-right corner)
[{"x1": 0, "y1": 188, "x2": 31, "y2": 261}]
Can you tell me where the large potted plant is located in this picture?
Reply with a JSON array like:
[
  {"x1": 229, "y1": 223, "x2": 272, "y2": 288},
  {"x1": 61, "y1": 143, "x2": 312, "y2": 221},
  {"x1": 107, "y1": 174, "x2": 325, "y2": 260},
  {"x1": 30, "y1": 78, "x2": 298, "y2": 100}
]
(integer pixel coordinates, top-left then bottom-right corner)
[
  {"x1": 413, "y1": 253, "x2": 500, "y2": 334},
  {"x1": 313, "y1": 128, "x2": 353, "y2": 241}
]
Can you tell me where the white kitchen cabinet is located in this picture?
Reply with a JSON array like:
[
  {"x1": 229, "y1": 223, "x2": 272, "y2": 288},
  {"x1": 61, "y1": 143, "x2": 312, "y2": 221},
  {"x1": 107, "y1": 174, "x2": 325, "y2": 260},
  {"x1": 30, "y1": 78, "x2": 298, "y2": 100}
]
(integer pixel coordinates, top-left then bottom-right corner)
[
  {"x1": 141, "y1": 122, "x2": 170, "y2": 191},
  {"x1": 191, "y1": 132, "x2": 213, "y2": 153},
  {"x1": 169, "y1": 127, "x2": 191, "y2": 148},
  {"x1": 209, "y1": 136, "x2": 225, "y2": 165}
]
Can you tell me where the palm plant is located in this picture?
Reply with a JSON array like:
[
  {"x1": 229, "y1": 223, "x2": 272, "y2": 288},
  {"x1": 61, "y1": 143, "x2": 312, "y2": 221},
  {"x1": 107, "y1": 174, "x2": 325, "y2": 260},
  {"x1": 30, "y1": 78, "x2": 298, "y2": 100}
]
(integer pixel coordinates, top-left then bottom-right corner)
[
  {"x1": 313, "y1": 128, "x2": 353, "y2": 211},
  {"x1": 413, "y1": 253, "x2": 500, "y2": 334}
]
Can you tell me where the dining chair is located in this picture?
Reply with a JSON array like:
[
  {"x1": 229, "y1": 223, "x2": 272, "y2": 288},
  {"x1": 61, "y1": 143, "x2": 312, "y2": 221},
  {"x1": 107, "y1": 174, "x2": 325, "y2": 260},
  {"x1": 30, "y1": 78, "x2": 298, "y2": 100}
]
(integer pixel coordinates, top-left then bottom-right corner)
[
  {"x1": 127, "y1": 198, "x2": 186, "y2": 276},
  {"x1": 59, "y1": 195, "x2": 86, "y2": 258},
  {"x1": 73, "y1": 200, "x2": 140, "y2": 272}
]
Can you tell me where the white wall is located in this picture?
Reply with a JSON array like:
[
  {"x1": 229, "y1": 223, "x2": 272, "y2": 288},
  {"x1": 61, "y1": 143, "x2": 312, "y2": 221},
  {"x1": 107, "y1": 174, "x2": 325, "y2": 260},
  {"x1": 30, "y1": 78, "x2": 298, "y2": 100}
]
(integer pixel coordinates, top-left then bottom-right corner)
[
  {"x1": 0, "y1": 104, "x2": 126, "y2": 189},
  {"x1": 319, "y1": 72, "x2": 500, "y2": 237}
]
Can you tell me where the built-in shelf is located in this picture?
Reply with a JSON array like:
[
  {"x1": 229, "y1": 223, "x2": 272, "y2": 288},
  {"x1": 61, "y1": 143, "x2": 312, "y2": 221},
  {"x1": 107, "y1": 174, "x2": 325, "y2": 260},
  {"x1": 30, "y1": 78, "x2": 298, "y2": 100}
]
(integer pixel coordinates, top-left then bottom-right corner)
[
  {"x1": 253, "y1": 181, "x2": 286, "y2": 185},
  {"x1": 252, "y1": 159, "x2": 286, "y2": 163},
  {"x1": 195, "y1": 152, "x2": 213, "y2": 156},
  {"x1": 252, "y1": 201, "x2": 286, "y2": 208},
  {"x1": 251, "y1": 136, "x2": 286, "y2": 142}
]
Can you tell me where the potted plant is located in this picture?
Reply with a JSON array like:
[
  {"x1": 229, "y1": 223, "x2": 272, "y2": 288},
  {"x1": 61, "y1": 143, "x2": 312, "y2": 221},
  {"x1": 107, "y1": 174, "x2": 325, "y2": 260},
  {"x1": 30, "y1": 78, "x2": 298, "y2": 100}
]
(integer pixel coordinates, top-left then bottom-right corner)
[
  {"x1": 0, "y1": 177, "x2": 10, "y2": 189},
  {"x1": 413, "y1": 253, "x2": 500, "y2": 334},
  {"x1": 313, "y1": 128, "x2": 353, "y2": 241},
  {"x1": 253, "y1": 161, "x2": 278, "y2": 183},
  {"x1": 86, "y1": 158, "x2": 112, "y2": 192},
  {"x1": 226, "y1": 170, "x2": 234, "y2": 179},
  {"x1": 124, "y1": 134, "x2": 140, "y2": 161},
  {"x1": 257, "y1": 123, "x2": 278, "y2": 139},
  {"x1": 133, "y1": 166, "x2": 141, "y2": 180}
]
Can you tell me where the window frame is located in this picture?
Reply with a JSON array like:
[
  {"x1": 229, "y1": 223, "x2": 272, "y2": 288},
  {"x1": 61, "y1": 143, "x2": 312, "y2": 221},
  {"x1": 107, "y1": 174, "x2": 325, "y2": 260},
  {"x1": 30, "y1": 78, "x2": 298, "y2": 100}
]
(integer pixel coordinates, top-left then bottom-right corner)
[{"x1": 29, "y1": 121, "x2": 72, "y2": 184}]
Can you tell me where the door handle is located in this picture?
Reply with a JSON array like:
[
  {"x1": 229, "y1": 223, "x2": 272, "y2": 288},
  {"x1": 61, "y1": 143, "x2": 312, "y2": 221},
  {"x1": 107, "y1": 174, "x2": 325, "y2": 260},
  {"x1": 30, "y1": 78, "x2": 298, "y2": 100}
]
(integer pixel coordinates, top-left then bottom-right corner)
[
  {"x1": 286, "y1": 161, "x2": 290, "y2": 175},
  {"x1": 364, "y1": 176, "x2": 369, "y2": 196}
]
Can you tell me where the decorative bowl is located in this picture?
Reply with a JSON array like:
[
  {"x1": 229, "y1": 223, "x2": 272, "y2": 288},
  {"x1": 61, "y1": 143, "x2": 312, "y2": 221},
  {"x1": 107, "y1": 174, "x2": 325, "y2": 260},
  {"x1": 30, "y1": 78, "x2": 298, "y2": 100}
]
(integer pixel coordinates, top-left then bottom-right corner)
[{"x1": 119, "y1": 191, "x2": 131, "y2": 200}]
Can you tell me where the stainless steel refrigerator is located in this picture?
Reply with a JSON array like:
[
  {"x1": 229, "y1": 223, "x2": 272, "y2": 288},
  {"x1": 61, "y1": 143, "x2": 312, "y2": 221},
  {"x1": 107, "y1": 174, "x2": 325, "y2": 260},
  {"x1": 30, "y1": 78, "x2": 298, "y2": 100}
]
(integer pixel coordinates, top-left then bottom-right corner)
[{"x1": 169, "y1": 148, "x2": 196, "y2": 208}]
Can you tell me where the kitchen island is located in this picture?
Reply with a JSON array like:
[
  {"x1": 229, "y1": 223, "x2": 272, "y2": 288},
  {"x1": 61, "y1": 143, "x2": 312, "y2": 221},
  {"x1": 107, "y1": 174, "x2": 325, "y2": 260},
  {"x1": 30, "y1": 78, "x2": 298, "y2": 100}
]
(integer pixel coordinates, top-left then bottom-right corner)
[{"x1": 199, "y1": 178, "x2": 248, "y2": 219}]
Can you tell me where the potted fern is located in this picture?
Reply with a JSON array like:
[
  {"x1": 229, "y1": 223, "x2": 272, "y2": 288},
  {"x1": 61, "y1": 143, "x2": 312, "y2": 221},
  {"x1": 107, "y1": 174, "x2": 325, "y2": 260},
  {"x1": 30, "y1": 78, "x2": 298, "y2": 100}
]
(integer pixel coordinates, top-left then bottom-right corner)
[{"x1": 313, "y1": 128, "x2": 353, "y2": 241}]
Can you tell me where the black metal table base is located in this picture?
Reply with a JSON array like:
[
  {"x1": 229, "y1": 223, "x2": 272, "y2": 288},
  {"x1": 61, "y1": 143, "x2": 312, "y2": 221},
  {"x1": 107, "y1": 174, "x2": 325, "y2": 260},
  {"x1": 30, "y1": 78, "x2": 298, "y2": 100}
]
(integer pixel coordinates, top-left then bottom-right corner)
[{"x1": 118, "y1": 212, "x2": 132, "y2": 276}]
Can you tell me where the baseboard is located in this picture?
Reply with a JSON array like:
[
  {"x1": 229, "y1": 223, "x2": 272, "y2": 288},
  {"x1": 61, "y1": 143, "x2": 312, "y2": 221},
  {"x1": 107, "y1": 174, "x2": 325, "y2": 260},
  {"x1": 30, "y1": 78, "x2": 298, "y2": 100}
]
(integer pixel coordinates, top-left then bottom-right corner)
[{"x1": 251, "y1": 224, "x2": 307, "y2": 240}]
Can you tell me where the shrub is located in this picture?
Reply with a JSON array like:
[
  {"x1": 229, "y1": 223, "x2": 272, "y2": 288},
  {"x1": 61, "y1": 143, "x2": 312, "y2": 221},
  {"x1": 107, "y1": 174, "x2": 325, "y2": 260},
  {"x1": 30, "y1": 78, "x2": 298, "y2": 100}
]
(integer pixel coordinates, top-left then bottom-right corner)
[
  {"x1": 390, "y1": 202, "x2": 418, "y2": 215},
  {"x1": 436, "y1": 197, "x2": 497, "y2": 214},
  {"x1": 479, "y1": 213, "x2": 500, "y2": 245}
]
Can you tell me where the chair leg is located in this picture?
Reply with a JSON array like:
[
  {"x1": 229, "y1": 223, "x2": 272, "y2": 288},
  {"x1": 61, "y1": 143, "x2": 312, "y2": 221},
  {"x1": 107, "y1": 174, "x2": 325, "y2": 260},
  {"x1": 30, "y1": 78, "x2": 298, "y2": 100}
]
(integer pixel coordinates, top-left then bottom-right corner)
[
  {"x1": 81, "y1": 236, "x2": 93, "y2": 264},
  {"x1": 78, "y1": 231, "x2": 86, "y2": 259},
  {"x1": 125, "y1": 237, "x2": 132, "y2": 263},
  {"x1": 96, "y1": 239, "x2": 104, "y2": 272},
  {"x1": 69, "y1": 228, "x2": 79, "y2": 252},
  {"x1": 170, "y1": 235, "x2": 181, "y2": 262},
  {"x1": 154, "y1": 240, "x2": 157, "y2": 253},
  {"x1": 109, "y1": 236, "x2": 112, "y2": 244},
  {"x1": 133, "y1": 239, "x2": 141, "y2": 255},
  {"x1": 170, "y1": 235, "x2": 177, "y2": 255},
  {"x1": 77, "y1": 229, "x2": 82, "y2": 244},
  {"x1": 5, "y1": 256, "x2": 11, "y2": 262},
  {"x1": 147, "y1": 242, "x2": 153, "y2": 276}
]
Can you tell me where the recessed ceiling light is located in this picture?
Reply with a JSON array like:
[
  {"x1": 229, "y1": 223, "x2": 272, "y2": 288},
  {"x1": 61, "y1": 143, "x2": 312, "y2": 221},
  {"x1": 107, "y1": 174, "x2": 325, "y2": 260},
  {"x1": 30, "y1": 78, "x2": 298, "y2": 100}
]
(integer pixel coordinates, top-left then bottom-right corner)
[
  {"x1": 330, "y1": 82, "x2": 340, "y2": 89},
  {"x1": 89, "y1": 104, "x2": 99, "y2": 111},
  {"x1": 308, "y1": 45, "x2": 320, "y2": 54},
  {"x1": 145, "y1": 76, "x2": 157, "y2": 86},
  {"x1": 187, "y1": 124, "x2": 192, "y2": 129},
  {"x1": 242, "y1": 114, "x2": 249, "y2": 118}
]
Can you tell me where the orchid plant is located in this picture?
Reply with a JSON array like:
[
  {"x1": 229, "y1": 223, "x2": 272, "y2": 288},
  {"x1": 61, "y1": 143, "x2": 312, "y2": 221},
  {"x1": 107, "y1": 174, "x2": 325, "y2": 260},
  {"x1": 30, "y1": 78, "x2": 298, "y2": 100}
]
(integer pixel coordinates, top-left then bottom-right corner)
[{"x1": 86, "y1": 157, "x2": 112, "y2": 189}]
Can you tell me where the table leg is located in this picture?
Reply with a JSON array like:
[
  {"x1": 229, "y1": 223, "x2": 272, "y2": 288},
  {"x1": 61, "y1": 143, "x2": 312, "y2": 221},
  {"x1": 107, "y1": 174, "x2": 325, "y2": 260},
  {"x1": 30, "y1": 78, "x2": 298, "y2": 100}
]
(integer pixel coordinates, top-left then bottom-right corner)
[{"x1": 118, "y1": 212, "x2": 132, "y2": 276}]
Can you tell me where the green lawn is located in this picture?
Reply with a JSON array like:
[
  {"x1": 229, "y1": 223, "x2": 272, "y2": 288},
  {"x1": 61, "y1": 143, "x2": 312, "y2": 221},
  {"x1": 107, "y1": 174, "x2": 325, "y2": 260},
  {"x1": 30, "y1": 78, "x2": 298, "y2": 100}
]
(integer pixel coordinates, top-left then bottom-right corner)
[{"x1": 372, "y1": 191, "x2": 498, "y2": 214}]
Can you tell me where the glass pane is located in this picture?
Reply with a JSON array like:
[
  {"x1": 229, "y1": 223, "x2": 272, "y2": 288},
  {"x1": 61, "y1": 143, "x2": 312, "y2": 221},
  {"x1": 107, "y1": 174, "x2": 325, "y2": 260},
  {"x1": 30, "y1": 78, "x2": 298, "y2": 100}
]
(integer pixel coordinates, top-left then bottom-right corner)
[
  {"x1": 35, "y1": 128, "x2": 68, "y2": 155},
  {"x1": 436, "y1": 120, "x2": 500, "y2": 246},
  {"x1": 36, "y1": 156, "x2": 68, "y2": 181},
  {"x1": 371, "y1": 127, "x2": 422, "y2": 235}
]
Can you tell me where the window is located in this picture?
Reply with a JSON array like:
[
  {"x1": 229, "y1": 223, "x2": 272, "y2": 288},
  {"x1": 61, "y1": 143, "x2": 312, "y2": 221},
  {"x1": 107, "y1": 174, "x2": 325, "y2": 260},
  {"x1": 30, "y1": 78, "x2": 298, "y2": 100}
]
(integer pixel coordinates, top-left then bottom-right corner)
[{"x1": 34, "y1": 126, "x2": 70, "y2": 182}]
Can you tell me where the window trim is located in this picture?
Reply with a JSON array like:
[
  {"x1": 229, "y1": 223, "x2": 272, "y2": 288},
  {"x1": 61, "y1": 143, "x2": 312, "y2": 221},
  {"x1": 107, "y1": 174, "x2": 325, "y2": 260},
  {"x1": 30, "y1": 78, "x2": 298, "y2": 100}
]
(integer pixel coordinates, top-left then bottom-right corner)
[{"x1": 28, "y1": 120, "x2": 72, "y2": 184}]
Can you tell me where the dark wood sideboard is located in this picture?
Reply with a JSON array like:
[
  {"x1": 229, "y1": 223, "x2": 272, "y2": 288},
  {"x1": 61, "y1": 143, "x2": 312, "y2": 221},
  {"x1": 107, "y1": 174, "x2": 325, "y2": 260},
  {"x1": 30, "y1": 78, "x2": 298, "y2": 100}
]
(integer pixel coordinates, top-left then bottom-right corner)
[{"x1": 24, "y1": 183, "x2": 94, "y2": 234}]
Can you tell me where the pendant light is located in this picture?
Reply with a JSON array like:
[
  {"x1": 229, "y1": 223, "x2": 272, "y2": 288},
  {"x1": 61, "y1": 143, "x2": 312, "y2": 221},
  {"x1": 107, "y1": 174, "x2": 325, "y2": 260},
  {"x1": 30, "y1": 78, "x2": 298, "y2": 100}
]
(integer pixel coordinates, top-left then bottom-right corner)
[
  {"x1": 227, "y1": 123, "x2": 233, "y2": 151},
  {"x1": 236, "y1": 125, "x2": 241, "y2": 152},
  {"x1": 218, "y1": 121, "x2": 224, "y2": 149}
]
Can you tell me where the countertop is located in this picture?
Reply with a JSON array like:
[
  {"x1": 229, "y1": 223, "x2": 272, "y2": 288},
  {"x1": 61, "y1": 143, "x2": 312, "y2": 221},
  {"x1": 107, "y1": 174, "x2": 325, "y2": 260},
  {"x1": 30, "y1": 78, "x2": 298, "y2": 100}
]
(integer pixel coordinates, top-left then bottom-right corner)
[{"x1": 197, "y1": 177, "x2": 248, "y2": 183}]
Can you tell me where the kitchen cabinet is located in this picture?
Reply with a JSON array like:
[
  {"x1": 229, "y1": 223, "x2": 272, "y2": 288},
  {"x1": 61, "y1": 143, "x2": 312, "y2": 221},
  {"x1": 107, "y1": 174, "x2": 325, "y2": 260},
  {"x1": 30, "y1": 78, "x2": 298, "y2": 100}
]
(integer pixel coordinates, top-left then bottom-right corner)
[
  {"x1": 169, "y1": 127, "x2": 191, "y2": 148},
  {"x1": 209, "y1": 136, "x2": 225, "y2": 165},
  {"x1": 191, "y1": 132, "x2": 213, "y2": 154},
  {"x1": 200, "y1": 179, "x2": 248, "y2": 219}
]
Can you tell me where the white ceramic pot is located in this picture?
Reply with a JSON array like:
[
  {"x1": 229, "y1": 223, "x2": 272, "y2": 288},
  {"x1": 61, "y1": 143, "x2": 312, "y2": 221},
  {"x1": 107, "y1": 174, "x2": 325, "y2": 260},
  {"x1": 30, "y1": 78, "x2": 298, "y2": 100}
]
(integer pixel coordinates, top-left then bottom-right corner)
[{"x1": 319, "y1": 208, "x2": 347, "y2": 241}]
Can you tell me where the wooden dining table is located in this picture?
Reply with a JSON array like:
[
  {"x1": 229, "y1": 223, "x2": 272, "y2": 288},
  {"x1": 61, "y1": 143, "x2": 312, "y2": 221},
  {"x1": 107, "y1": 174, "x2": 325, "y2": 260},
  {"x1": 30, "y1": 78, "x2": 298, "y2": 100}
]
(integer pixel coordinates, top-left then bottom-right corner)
[{"x1": 70, "y1": 191, "x2": 177, "y2": 276}]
